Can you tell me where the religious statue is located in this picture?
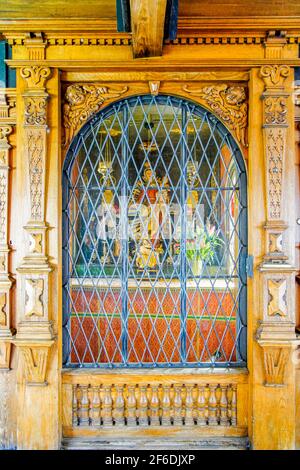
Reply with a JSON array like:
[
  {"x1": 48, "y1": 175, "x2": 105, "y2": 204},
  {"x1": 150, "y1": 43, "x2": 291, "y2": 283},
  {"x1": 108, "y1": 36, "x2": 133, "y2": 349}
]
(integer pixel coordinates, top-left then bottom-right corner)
[{"x1": 128, "y1": 161, "x2": 171, "y2": 270}]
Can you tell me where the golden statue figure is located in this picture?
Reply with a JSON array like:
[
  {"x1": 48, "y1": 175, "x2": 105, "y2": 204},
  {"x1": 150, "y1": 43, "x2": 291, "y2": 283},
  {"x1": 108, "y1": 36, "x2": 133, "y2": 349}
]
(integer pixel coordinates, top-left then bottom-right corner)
[{"x1": 128, "y1": 161, "x2": 170, "y2": 270}]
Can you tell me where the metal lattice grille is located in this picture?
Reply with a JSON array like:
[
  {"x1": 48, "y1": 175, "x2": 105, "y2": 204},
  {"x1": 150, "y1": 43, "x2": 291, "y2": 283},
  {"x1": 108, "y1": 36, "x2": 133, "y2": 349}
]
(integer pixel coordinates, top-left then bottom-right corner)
[{"x1": 62, "y1": 95, "x2": 247, "y2": 368}]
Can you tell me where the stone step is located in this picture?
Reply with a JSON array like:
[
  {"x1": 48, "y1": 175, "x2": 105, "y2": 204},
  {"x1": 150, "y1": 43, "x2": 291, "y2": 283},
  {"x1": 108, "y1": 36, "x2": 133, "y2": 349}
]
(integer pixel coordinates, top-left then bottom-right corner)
[{"x1": 62, "y1": 436, "x2": 249, "y2": 450}]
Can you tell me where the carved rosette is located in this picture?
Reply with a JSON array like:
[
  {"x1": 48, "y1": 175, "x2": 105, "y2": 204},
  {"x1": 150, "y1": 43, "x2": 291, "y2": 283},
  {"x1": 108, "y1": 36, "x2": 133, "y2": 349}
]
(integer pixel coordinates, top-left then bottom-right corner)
[
  {"x1": 14, "y1": 66, "x2": 54, "y2": 385},
  {"x1": 0, "y1": 111, "x2": 15, "y2": 370},
  {"x1": 63, "y1": 84, "x2": 128, "y2": 146},
  {"x1": 182, "y1": 84, "x2": 248, "y2": 148}
]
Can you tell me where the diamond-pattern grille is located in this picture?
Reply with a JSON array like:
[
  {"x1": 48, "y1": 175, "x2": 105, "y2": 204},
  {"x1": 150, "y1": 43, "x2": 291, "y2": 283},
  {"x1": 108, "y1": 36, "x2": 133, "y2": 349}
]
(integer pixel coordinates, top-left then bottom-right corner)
[{"x1": 62, "y1": 95, "x2": 247, "y2": 368}]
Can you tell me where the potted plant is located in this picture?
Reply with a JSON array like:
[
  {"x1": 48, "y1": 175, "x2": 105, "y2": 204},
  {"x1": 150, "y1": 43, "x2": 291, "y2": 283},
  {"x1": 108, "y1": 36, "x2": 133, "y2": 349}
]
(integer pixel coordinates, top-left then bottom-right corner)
[{"x1": 186, "y1": 221, "x2": 223, "y2": 276}]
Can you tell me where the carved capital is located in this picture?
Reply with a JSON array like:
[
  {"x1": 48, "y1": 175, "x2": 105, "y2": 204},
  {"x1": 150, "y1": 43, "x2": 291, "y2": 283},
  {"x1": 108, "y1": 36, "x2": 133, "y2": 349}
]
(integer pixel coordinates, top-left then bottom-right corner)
[
  {"x1": 182, "y1": 84, "x2": 248, "y2": 147},
  {"x1": 24, "y1": 95, "x2": 48, "y2": 126},
  {"x1": 20, "y1": 66, "x2": 51, "y2": 90},
  {"x1": 260, "y1": 65, "x2": 290, "y2": 90},
  {"x1": 63, "y1": 84, "x2": 128, "y2": 146},
  {"x1": 0, "y1": 126, "x2": 13, "y2": 145}
]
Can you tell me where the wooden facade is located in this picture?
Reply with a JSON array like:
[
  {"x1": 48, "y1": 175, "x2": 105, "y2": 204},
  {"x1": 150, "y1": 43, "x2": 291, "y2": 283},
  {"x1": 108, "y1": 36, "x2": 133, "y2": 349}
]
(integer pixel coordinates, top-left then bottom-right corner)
[{"x1": 0, "y1": 0, "x2": 300, "y2": 450}]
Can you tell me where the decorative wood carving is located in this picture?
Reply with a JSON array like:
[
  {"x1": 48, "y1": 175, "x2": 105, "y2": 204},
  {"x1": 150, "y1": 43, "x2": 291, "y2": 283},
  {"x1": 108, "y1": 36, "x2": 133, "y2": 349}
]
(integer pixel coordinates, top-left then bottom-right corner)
[
  {"x1": 263, "y1": 346, "x2": 289, "y2": 386},
  {"x1": 24, "y1": 32, "x2": 47, "y2": 61},
  {"x1": 20, "y1": 66, "x2": 51, "y2": 90},
  {"x1": 19, "y1": 342, "x2": 53, "y2": 385},
  {"x1": 263, "y1": 96, "x2": 288, "y2": 126},
  {"x1": 259, "y1": 64, "x2": 290, "y2": 265},
  {"x1": 267, "y1": 278, "x2": 287, "y2": 317},
  {"x1": 26, "y1": 130, "x2": 46, "y2": 222},
  {"x1": 24, "y1": 96, "x2": 48, "y2": 126},
  {"x1": 260, "y1": 65, "x2": 290, "y2": 90},
  {"x1": 148, "y1": 81, "x2": 160, "y2": 95},
  {"x1": 0, "y1": 89, "x2": 16, "y2": 121},
  {"x1": 63, "y1": 84, "x2": 128, "y2": 146},
  {"x1": 264, "y1": 127, "x2": 286, "y2": 220},
  {"x1": 182, "y1": 84, "x2": 248, "y2": 147},
  {"x1": 24, "y1": 278, "x2": 44, "y2": 318}
]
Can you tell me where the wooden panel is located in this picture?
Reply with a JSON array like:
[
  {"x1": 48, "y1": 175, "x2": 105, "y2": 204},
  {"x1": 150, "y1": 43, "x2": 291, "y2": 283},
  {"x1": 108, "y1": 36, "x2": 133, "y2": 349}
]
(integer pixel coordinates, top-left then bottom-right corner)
[
  {"x1": 0, "y1": 0, "x2": 117, "y2": 19},
  {"x1": 179, "y1": 0, "x2": 300, "y2": 17}
]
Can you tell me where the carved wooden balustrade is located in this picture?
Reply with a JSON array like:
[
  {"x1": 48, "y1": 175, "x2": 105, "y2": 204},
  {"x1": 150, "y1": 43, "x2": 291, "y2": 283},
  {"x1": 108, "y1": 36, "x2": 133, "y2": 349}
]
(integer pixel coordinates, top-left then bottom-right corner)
[{"x1": 72, "y1": 382, "x2": 237, "y2": 428}]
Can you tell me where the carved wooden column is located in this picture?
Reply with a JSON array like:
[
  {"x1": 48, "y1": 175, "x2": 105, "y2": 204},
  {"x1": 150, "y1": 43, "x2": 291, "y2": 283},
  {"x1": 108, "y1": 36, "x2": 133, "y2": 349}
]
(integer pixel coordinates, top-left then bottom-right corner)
[
  {"x1": 249, "y1": 64, "x2": 299, "y2": 450},
  {"x1": 256, "y1": 65, "x2": 299, "y2": 387},
  {"x1": 13, "y1": 66, "x2": 54, "y2": 386},
  {"x1": 0, "y1": 89, "x2": 16, "y2": 370}
]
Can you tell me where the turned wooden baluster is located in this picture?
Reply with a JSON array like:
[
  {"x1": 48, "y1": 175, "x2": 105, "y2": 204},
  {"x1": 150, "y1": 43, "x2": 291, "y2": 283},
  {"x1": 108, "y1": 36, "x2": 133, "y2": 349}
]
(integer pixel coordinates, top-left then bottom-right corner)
[
  {"x1": 220, "y1": 385, "x2": 229, "y2": 426},
  {"x1": 72, "y1": 385, "x2": 79, "y2": 426},
  {"x1": 126, "y1": 384, "x2": 137, "y2": 426},
  {"x1": 138, "y1": 384, "x2": 148, "y2": 426},
  {"x1": 231, "y1": 385, "x2": 237, "y2": 426},
  {"x1": 113, "y1": 384, "x2": 125, "y2": 426},
  {"x1": 78, "y1": 385, "x2": 89, "y2": 426},
  {"x1": 102, "y1": 385, "x2": 113, "y2": 427},
  {"x1": 208, "y1": 384, "x2": 218, "y2": 426},
  {"x1": 173, "y1": 384, "x2": 183, "y2": 425},
  {"x1": 161, "y1": 385, "x2": 171, "y2": 426},
  {"x1": 185, "y1": 385, "x2": 194, "y2": 426},
  {"x1": 150, "y1": 385, "x2": 160, "y2": 426},
  {"x1": 197, "y1": 385, "x2": 207, "y2": 426},
  {"x1": 90, "y1": 386, "x2": 101, "y2": 426}
]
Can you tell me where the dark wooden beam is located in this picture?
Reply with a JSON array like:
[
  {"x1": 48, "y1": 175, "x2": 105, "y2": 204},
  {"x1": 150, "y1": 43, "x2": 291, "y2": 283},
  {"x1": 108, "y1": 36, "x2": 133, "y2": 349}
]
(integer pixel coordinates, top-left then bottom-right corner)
[{"x1": 130, "y1": 0, "x2": 167, "y2": 58}]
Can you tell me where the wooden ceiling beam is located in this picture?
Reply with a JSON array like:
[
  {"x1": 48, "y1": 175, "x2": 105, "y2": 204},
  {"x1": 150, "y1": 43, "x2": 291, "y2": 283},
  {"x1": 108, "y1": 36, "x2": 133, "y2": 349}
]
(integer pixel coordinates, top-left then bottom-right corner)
[{"x1": 130, "y1": 0, "x2": 167, "y2": 58}]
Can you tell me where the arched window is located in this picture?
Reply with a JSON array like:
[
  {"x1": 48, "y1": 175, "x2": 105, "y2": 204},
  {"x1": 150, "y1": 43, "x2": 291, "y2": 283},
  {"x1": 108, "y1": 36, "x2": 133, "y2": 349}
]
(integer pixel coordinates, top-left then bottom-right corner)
[{"x1": 62, "y1": 95, "x2": 247, "y2": 368}]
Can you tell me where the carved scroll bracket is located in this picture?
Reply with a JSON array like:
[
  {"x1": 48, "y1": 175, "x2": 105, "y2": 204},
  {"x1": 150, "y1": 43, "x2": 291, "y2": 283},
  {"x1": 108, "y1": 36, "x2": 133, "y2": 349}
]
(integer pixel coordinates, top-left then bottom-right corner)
[
  {"x1": 14, "y1": 339, "x2": 54, "y2": 386},
  {"x1": 256, "y1": 333, "x2": 300, "y2": 387},
  {"x1": 63, "y1": 84, "x2": 128, "y2": 147},
  {"x1": 182, "y1": 84, "x2": 248, "y2": 148}
]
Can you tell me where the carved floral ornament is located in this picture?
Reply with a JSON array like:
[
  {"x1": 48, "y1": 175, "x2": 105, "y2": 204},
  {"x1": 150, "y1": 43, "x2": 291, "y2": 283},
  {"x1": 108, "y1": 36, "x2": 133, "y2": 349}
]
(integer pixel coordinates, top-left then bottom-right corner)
[
  {"x1": 24, "y1": 95, "x2": 48, "y2": 127},
  {"x1": 63, "y1": 84, "x2": 128, "y2": 146},
  {"x1": 182, "y1": 84, "x2": 248, "y2": 147},
  {"x1": 263, "y1": 96, "x2": 287, "y2": 126}
]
